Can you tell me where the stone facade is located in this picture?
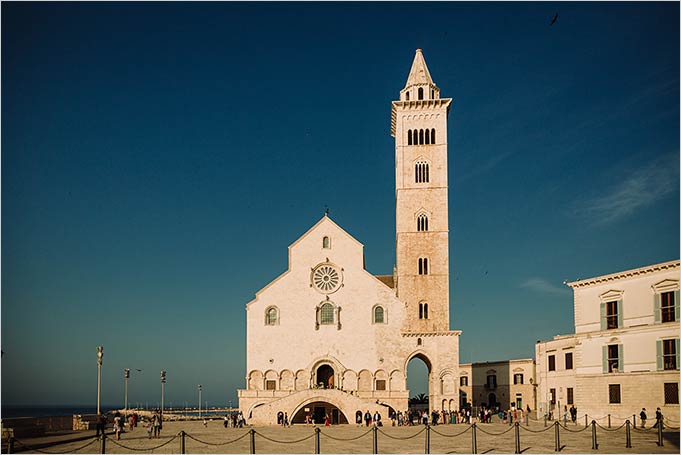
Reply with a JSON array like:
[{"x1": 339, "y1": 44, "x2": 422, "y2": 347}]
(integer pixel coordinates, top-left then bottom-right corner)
[
  {"x1": 535, "y1": 260, "x2": 680, "y2": 424},
  {"x1": 238, "y1": 50, "x2": 461, "y2": 425},
  {"x1": 459, "y1": 359, "x2": 536, "y2": 412}
]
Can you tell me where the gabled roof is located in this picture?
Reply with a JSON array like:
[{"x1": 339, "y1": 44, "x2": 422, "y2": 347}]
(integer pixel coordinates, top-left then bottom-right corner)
[{"x1": 404, "y1": 49, "x2": 435, "y2": 88}]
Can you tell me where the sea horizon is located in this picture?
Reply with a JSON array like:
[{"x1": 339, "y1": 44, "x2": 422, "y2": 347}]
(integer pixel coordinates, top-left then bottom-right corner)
[{"x1": 1, "y1": 404, "x2": 235, "y2": 418}]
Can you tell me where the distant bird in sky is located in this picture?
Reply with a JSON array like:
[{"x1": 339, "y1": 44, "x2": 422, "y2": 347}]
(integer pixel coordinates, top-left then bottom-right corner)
[{"x1": 550, "y1": 13, "x2": 558, "y2": 26}]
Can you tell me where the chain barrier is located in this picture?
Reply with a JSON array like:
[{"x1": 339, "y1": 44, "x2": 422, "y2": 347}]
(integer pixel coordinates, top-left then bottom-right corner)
[
  {"x1": 594, "y1": 421, "x2": 626, "y2": 432},
  {"x1": 631, "y1": 426, "x2": 657, "y2": 433},
  {"x1": 319, "y1": 427, "x2": 373, "y2": 441},
  {"x1": 518, "y1": 424, "x2": 553, "y2": 434},
  {"x1": 107, "y1": 434, "x2": 179, "y2": 451},
  {"x1": 475, "y1": 424, "x2": 515, "y2": 436},
  {"x1": 184, "y1": 430, "x2": 251, "y2": 446},
  {"x1": 429, "y1": 425, "x2": 472, "y2": 438},
  {"x1": 557, "y1": 423, "x2": 590, "y2": 433},
  {"x1": 376, "y1": 426, "x2": 426, "y2": 440},
  {"x1": 12, "y1": 436, "x2": 98, "y2": 454},
  {"x1": 254, "y1": 431, "x2": 316, "y2": 444}
]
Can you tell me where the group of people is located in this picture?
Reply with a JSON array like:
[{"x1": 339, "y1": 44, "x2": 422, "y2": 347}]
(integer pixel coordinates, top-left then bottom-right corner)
[
  {"x1": 222, "y1": 411, "x2": 246, "y2": 428},
  {"x1": 639, "y1": 407, "x2": 665, "y2": 429}
]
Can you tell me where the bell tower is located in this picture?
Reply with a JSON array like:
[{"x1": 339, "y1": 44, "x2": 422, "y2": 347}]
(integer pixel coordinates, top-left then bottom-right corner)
[{"x1": 391, "y1": 49, "x2": 452, "y2": 332}]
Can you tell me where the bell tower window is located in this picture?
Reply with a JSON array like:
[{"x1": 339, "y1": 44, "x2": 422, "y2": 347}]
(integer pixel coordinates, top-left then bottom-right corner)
[
  {"x1": 418, "y1": 257, "x2": 429, "y2": 275},
  {"x1": 417, "y1": 213, "x2": 428, "y2": 232},
  {"x1": 425, "y1": 129, "x2": 430, "y2": 144},
  {"x1": 418, "y1": 87, "x2": 424, "y2": 100},
  {"x1": 408, "y1": 130, "x2": 413, "y2": 145},
  {"x1": 415, "y1": 161, "x2": 429, "y2": 183},
  {"x1": 406, "y1": 91, "x2": 410, "y2": 101},
  {"x1": 431, "y1": 128, "x2": 435, "y2": 144},
  {"x1": 419, "y1": 302, "x2": 429, "y2": 319}
]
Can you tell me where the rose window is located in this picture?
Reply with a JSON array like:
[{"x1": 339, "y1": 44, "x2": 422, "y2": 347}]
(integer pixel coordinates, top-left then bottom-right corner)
[{"x1": 312, "y1": 263, "x2": 342, "y2": 294}]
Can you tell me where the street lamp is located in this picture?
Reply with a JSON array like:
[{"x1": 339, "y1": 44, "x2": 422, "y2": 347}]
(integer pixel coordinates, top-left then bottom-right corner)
[
  {"x1": 198, "y1": 384, "x2": 203, "y2": 418},
  {"x1": 160, "y1": 370, "x2": 167, "y2": 417},
  {"x1": 124, "y1": 369, "x2": 130, "y2": 413},
  {"x1": 96, "y1": 346, "x2": 104, "y2": 415}
]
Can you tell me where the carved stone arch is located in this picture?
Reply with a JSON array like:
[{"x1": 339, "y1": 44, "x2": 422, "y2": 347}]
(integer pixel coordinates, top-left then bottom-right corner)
[
  {"x1": 295, "y1": 369, "x2": 310, "y2": 390},
  {"x1": 247, "y1": 401, "x2": 268, "y2": 419},
  {"x1": 280, "y1": 369, "x2": 295, "y2": 390},
  {"x1": 264, "y1": 369, "x2": 278, "y2": 389},
  {"x1": 290, "y1": 395, "x2": 350, "y2": 425},
  {"x1": 358, "y1": 369, "x2": 373, "y2": 391},
  {"x1": 248, "y1": 370, "x2": 264, "y2": 391},
  {"x1": 404, "y1": 350, "x2": 433, "y2": 374},
  {"x1": 440, "y1": 371, "x2": 456, "y2": 395},
  {"x1": 343, "y1": 370, "x2": 358, "y2": 391},
  {"x1": 389, "y1": 369, "x2": 404, "y2": 391}
]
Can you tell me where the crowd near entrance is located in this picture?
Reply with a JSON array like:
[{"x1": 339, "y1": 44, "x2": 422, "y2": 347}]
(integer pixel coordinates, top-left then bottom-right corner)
[{"x1": 291, "y1": 401, "x2": 348, "y2": 424}]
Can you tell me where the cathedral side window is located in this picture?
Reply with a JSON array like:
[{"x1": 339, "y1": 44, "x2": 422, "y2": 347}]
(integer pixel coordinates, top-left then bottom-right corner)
[
  {"x1": 311, "y1": 263, "x2": 343, "y2": 294},
  {"x1": 320, "y1": 303, "x2": 335, "y2": 325},
  {"x1": 417, "y1": 213, "x2": 428, "y2": 232},
  {"x1": 265, "y1": 307, "x2": 279, "y2": 325},
  {"x1": 373, "y1": 305, "x2": 385, "y2": 324},
  {"x1": 418, "y1": 87, "x2": 424, "y2": 100},
  {"x1": 322, "y1": 236, "x2": 330, "y2": 249},
  {"x1": 418, "y1": 257, "x2": 429, "y2": 275}
]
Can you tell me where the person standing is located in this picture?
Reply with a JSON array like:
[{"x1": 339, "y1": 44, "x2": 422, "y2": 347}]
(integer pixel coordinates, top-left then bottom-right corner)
[
  {"x1": 639, "y1": 408, "x2": 647, "y2": 428},
  {"x1": 113, "y1": 412, "x2": 122, "y2": 440},
  {"x1": 364, "y1": 410, "x2": 372, "y2": 427},
  {"x1": 653, "y1": 408, "x2": 663, "y2": 429}
]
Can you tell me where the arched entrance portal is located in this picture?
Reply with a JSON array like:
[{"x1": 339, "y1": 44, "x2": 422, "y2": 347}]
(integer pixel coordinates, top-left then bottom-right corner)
[
  {"x1": 406, "y1": 353, "x2": 432, "y2": 412},
  {"x1": 488, "y1": 393, "x2": 497, "y2": 409},
  {"x1": 292, "y1": 401, "x2": 348, "y2": 425},
  {"x1": 316, "y1": 365, "x2": 335, "y2": 389}
]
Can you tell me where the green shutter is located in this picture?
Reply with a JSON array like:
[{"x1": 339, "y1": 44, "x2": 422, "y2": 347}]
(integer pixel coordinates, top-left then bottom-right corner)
[
  {"x1": 676, "y1": 339, "x2": 680, "y2": 371},
  {"x1": 618, "y1": 344, "x2": 624, "y2": 372},
  {"x1": 675, "y1": 291, "x2": 680, "y2": 322},
  {"x1": 617, "y1": 300, "x2": 623, "y2": 328},
  {"x1": 656, "y1": 340, "x2": 663, "y2": 371},
  {"x1": 654, "y1": 293, "x2": 661, "y2": 324},
  {"x1": 602, "y1": 345, "x2": 609, "y2": 373},
  {"x1": 600, "y1": 303, "x2": 606, "y2": 330}
]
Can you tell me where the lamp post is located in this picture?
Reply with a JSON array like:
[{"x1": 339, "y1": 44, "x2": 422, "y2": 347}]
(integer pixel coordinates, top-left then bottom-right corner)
[
  {"x1": 160, "y1": 370, "x2": 167, "y2": 417},
  {"x1": 96, "y1": 346, "x2": 104, "y2": 415},
  {"x1": 198, "y1": 384, "x2": 203, "y2": 418},
  {"x1": 124, "y1": 369, "x2": 130, "y2": 413}
]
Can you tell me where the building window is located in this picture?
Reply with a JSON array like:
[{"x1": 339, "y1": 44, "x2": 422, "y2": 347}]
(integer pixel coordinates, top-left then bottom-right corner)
[
  {"x1": 265, "y1": 307, "x2": 278, "y2": 325},
  {"x1": 418, "y1": 257, "x2": 429, "y2": 275},
  {"x1": 406, "y1": 91, "x2": 410, "y2": 101},
  {"x1": 565, "y1": 352, "x2": 573, "y2": 370},
  {"x1": 419, "y1": 129, "x2": 424, "y2": 144},
  {"x1": 513, "y1": 374, "x2": 524, "y2": 385},
  {"x1": 460, "y1": 376, "x2": 468, "y2": 386},
  {"x1": 515, "y1": 394, "x2": 523, "y2": 410},
  {"x1": 320, "y1": 303, "x2": 335, "y2": 325},
  {"x1": 664, "y1": 383, "x2": 679, "y2": 405},
  {"x1": 486, "y1": 375, "x2": 497, "y2": 388},
  {"x1": 408, "y1": 129, "x2": 413, "y2": 145},
  {"x1": 322, "y1": 236, "x2": 330, "y2": 249},
  {"x1": 425, "y1": 129, "x2": 430, "y2": 145},
  {"x1": 661, "y1": 291, "x2": 676, "y2": 323},
  {"x1": 606, "y1": 301, "x2": 619, "y2": 329},
  {"x1": 606, "y1": 344, "x2": 620, "y2": 373},
  {"x1": 375, "y1": 380, "x2": 386, "y2": 391},
  {"x1": 419, "y1": 302, "x2": 429, "y2": 319},
  {"x1": 415, "y1": 161, "x2": 430, "y2": 183},
  {"x1": 567, "y1": 387, "x2": 574, "y2": 405},
  {"x1": 431, "y1": 128, "x2": 435, "y2": 144},
  {"x1": 373, "y1": 306, "x2": 385, "y2": 324},
  {"x1": 660, "y1": 339, "x2": 678, "y2": 370},
  {"x1": 418, "y1": 87, "x2": 424, "y2": 100},
  {"x1": 417, "y1": 214, "x2": 429, "y2": 232},
  {"x1": 266, "y1": 380, "x2": 276, "y2": 390},
  {"x1": 608, "y1": 384, "x2": 621, "y2": 404},
  {"x1": 548, "y1": 355, "x2": 556, "y2": 371},
  {"x1": 549, "y1": 388, "x2": 556, "y2": 405},
  {"x1": 417, "y1": 337, "x2": 422, "y2": 346}
]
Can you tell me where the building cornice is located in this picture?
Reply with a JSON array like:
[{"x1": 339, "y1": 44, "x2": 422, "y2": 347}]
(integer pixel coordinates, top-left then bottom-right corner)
[
  {"x1": 390, "y1": 98, "x2": 452, "y2": 137},
  {"x1": 566, "y1": 260, "x2": 680, "y2": 288},
  {"x1": 401, "y1": 330, "x2": 462, "y2": 337}
]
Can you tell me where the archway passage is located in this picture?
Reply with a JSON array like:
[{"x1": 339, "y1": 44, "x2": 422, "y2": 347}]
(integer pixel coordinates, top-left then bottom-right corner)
[
  {"x1": 488, "y1": 393, "x2": 497, "y2": 409},
  {"x1": 292, "y1": 401, "x2": 348, "y2": 425},
  {"x1": 316, "y1": 365, "x2": 335, "y2": 389},
  {"x1": 407, "y1": 353, "x2": 432, "y2": 412}
]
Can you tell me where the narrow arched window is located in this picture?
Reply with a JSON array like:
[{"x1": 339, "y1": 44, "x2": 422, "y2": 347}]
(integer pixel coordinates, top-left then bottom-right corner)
[
  {"x1": 431, "y1": 89, "x2": 434, "y2": 99},
  {"x1": 423, "y1": 303, "x2": 429, "y2": 319},
  {"x1": 417, "y1": 214, "x2": 428, "y2": 232},
  {"x1": 425, "y1": 129, "x2": 430, "y2": 145},
  {"x1": 406, "y1": 91, "x2": 410, "y2": 101},
  {"x1": 424, "y1": 163, "x2": 429, "y2": 183},
  {"x1": 431, "y1": 129, "x2": 435, "y2": 144},
  {"x1": 265, "y1": 307, "x2": 278, "y2": 325},
  {"x1": 320, "y1": 303, "x2": 334, "y2": 325},
  {"x1": 419, "y1": 303, "x2": 424, "y2": 319},
  {"x1": 408, "y1": 129, "x2": 412, "y2": 145},
  {"x1": 374, "y1": 306, "x2": 384, "y2": 324},
  {"x1": 417, "y1": 337, "x2": 422, "y2": 345},
  {"x1": 418, "y1": 87, "x2": 424, "y2": 100},
  {"x1": 418, "y1": 257, "x2": 429, "y2": 275},
  {"x1": 322, "y1": 236, "x2": 330, "y2": 249},
  {"x1": 419, "y1": 129, "x2": 424, "y2": 145}
]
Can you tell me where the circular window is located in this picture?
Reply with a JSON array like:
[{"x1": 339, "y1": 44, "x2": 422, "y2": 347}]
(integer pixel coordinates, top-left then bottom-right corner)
[{"x1": 312, "y1": 263, "x2": 342, "y2": 294}]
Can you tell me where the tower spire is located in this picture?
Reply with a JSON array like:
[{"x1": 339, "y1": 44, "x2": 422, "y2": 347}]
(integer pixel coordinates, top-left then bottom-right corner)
[{"x1": 404, "y1": 48, "x2": 435, "y2": 88}]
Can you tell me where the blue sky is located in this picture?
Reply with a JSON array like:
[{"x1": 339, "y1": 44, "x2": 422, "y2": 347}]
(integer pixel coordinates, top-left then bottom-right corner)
[{"x1": 2, "y1": 2, "x2": 679, "y2": 408}]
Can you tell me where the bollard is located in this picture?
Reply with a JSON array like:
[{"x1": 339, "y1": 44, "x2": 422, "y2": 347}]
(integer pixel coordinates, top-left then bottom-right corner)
[
  {"x1": 591, "y1": 420, "x2": 598, "y2": 450},
  {"x1": 180, "y1": 430, "x2": 185, "y2": 454},
  {"x1": 544, "y1": 414, "x2": 547, "y2": 427},
  {"x1": 314, "y1": 427, "x2": 320, "y2": 454},
  {"x1": 585, "y1": 414, "x2": 588, "y2": 427},
  {"x1": 425, "y1": 424, "x2": 431, "y2": 454},
  {"x1": 607, "y1": 414, "x2": 611, "y2": 429},
  {"x1": 249, "y1": 428, "x2": 256, "y2": 454},
  {"x1": 514, "y1": 422, "x2": 520, "y2": 454},
  {"x1": 633, "y1": 414, "x2": 636, "y2": 429},
  {"x1": 625, "y1": 420, "x2": 631, "y2": 448},
  {"x1": 657, "y1": 422, "x2": 663, "y2": 447},
  {"x1": 372, "y1": 426, "x2": 378, "y2": 454},
  {"x1": 471, "y1": 423, "x2": 477, "y2": 454},
  {"x1": 554, "y1": 421, "x2": 560, "y2": 452},
  {"x1": 100, "y1": 433, "x2": 106, "y2": 454},
  {"x1": 7, "y1": 436, "x2": 14, "y2": 454}
]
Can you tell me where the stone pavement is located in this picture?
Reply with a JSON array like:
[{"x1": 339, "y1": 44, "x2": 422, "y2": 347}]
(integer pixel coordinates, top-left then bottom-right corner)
[{"x1": 8, "y1": 420, "x2": 680, "y2": 454}]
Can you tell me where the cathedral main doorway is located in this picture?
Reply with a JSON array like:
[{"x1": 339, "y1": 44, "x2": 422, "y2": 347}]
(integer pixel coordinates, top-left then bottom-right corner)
[
  {"x1": 292, "y1": 401, "x2": 348, "y2": 424},
  {"x1": 316, "y1": 364, "x2": 334, "y2": 389}
]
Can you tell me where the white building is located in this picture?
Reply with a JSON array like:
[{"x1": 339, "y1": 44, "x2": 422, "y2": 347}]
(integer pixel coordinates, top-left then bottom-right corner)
[
  {"x1": 238, "y1": 50, "x2": 462, "y2": 425},
  {"x1": 459, "y1": 359, "x2": 536, "y2": 412},
  {"x1": 536, "y1": 260, "x2": 680, "y2": 424}
]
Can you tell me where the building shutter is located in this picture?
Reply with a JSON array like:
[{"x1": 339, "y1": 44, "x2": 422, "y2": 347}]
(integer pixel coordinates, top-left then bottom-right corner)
[
  {"x1": 675, "y1": 291, "x2": 680, "y2": 321},
  {"x1": 654, "y1": 293, "x2": 661, "y2": 324},
  {"x1": 600, "y1": 303, "x2": 606, "y2": 330},
  {"x1": 656, "y1": 340, "x2": 663, "y2": 371},
  {"x1": 602, "y1": 345, "x2": 609, "y2": 373},
  {"x1": 676, "y1": 339, "x2": 680, "y2": 371},
  {"x1": 617, "y1": 344, "x2": 624, "y2": 372},
  {"x1": 617, "y1": 300, "x2": 623, "y2": 328}
]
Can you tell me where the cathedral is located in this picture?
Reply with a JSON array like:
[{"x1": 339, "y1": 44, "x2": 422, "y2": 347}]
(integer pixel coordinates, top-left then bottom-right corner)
[{"x1": 238, "y1": 50, "x2": 462, "y2": 425}]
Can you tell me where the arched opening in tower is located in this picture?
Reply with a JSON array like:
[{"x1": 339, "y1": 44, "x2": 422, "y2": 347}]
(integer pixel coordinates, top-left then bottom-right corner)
[
  {"x1": 407, "y1": 354, "x2": 431, "y2": 412},
  {"x1": 316, "y1": 364, "x2": 335, "y2": 389}
]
